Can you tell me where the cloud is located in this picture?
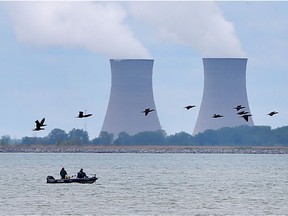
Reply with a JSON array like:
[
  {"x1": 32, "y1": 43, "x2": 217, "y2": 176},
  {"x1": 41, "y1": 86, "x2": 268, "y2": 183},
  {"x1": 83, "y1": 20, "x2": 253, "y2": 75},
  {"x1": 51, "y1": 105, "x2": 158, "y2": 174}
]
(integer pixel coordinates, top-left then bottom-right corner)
[
  {"x1": 128, "y1": 2, "x2": 245, "y2": 57},
  {"x1": 7, "y1": 2, "x2": 150, "y2": 59}
]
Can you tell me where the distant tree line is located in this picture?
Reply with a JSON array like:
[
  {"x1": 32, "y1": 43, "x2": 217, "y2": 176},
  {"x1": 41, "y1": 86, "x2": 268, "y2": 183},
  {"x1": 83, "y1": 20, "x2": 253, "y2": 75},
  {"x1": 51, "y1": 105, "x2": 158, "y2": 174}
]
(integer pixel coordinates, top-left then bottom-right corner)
[
  {"x1": 1, "y1": 125, "x2": 288, "y2": 146},
  {"x1": 21, "y1": 128, "x2": 89, "y2": 146}
]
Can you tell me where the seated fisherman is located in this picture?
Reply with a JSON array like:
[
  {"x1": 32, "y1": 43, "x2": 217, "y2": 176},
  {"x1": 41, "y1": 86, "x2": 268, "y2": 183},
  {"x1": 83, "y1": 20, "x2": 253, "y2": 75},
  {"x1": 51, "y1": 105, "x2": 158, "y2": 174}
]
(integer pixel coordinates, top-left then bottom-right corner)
[
  {"x1": 77, "y1": 168, "x2": 88, "y2": 178},
  {"x1": 60, "y1": 167, "x2": 68, "y2": 179}
]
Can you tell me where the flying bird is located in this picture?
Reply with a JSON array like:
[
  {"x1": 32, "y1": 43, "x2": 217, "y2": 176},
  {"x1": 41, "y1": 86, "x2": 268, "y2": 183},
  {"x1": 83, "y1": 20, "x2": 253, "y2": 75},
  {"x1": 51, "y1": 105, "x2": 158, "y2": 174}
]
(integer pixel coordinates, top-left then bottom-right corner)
[
  {"x1": 184, "y1": 105, "x2": 196, "y2": 110},
  {"x1": 33, "y1": 125, "x2": 45, "y2": 131},
  {"x1": 33, "y1": 118, "x2": 46, "y2": 131},
  {"x1": 233, "y1": 105, "x2": 245, "y2": 111},
  {"x1": 267, "y1": 111, "x2": 278, "y2": 116},
  {"x1": 36, "y1": 118, "x2": 46, "y2": 127},
  {"x1": 241, "y1": 114, "x2": 252, "y2": 122},
  {"x1": 142, "y1": 108, "x2": 155, "y2": 116},
  {"x1": 212, "y1": 114, "x2": 223, "y2": 118},
  {"x1": 237, "y1": 110, "x2": 249, "y2": 115},
  {"x1": 77, "y1": 111, "x2": 93, "y2": 118}
]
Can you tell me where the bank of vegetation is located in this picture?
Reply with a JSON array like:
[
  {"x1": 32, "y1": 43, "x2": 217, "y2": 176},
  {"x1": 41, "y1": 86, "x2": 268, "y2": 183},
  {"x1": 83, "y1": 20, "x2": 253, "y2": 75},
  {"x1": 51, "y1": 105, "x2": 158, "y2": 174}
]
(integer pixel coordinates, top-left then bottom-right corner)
[{"x1": 1, "y1": 125, "x2": 288, "y2": 147}]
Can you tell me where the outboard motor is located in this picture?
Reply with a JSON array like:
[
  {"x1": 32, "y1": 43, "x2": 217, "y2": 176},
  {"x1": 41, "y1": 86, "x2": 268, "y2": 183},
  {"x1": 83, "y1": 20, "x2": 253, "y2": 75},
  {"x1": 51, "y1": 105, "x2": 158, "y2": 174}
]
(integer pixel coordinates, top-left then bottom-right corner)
[{"x1": 46, "y1": 176, "x2": 55, "y2": 183}]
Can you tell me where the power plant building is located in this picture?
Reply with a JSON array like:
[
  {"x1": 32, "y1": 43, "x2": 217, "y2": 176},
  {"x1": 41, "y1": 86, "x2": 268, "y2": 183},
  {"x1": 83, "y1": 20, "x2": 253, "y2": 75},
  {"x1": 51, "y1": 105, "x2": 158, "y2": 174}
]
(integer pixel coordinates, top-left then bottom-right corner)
[
  {"x1": 193, "y1": 58, "x2": 254, "y2": 135},
  {"x1": 101, "y1": 59, "x2": 162, "y2": 138}
]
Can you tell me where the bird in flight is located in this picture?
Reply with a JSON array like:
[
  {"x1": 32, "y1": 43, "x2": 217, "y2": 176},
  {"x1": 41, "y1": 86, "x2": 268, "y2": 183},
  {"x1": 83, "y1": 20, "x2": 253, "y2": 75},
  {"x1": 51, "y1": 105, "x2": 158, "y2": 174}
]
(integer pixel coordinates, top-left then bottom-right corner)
[
  {"x1": 233, "y1": 105, "x2": 245, "y2": 111},
  {"x1": 237, "y1": 110, "x2": 249, "y2": 115},
  {"x1": 77, "y1": 111, "x2": 93, "y2": 118},
  {"x1": 212, "y1": 114, "x2": 223, "y2": 118},
  {"x1": 142, "y1": 108, "x2": 155, "y2": 116},
  {"x1": 33, "y1": 118, "x2": 46, "y2": 131},
  {"x1": 241, "y1": 114, "x2": 252, "y2": 122},
  {"x1": 184, "y1": 105, "x2": 196, "y2": 110},
  {"x1": 267, "y1": 111, "x2": 278, "y2": 116}
]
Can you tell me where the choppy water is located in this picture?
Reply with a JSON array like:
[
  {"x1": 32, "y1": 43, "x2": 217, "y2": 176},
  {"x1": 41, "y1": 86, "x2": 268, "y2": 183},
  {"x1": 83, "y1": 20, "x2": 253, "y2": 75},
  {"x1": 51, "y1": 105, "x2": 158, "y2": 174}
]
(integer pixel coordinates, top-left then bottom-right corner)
[{"x1": 0, "y1": 153, "x2": 288, "y2": 215}]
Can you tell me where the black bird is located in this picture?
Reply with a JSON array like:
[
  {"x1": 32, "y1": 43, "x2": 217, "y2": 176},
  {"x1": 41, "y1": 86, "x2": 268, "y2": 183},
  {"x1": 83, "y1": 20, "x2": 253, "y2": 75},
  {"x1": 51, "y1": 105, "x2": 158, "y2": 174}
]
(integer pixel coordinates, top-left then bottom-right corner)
[
  {"x1": 212, "y1": 114, "x2": 223, "y2": 118},
  {"x1": 234, "y1": 105, "x2": 245, "y2": 111},
  {"x1": 237, "y1": 110, "x2": 249, "y2": 115},
  {"x1": 184, "y1": 105, "x2": 196, "y2": 110},
  {"x1": 33, "y1": 125, "x2": 45, "y2": 131},
  {"x1": 142, "y1": 108, "x2": 155, "y2": 116},
  {"x1": 241, "y1": 114, "x2": 252, "y2": 122},
  {"x1": 33, "y1": 118, "x2": 46, "y2": 131},
  {"x1": 268, "y1": 111, "x2": 278, "y2": 116},
  {"x1": 36, "y1": 118, "x2": 46, "y2": 127},
  {"x1": 77, "y1": 111, "x2": 93, "y2": 118}
]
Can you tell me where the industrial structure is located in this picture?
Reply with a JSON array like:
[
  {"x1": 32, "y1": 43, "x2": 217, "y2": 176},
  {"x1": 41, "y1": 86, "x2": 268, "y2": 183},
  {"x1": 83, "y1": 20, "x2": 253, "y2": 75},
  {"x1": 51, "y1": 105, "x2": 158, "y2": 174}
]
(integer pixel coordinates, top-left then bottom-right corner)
[
  {"x1": 193, "y1": 58, "x2": 254, "y2": 135},
  {"x1": 101, "y1": 59, "x2": 162, "y2": 138}
]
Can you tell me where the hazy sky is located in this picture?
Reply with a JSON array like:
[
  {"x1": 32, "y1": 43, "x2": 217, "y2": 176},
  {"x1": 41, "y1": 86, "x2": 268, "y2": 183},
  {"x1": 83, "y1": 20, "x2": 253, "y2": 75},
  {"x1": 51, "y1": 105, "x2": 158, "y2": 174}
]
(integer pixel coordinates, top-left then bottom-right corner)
[{"x1": 0, "y1": 1, "x2": 287, "y2": 139}]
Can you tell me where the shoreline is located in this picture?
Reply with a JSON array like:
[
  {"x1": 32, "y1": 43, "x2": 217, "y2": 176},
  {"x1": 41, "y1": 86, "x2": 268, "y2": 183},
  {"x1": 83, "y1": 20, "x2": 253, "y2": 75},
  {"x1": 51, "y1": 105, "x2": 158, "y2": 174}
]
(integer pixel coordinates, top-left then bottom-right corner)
[{"x1": 1, "y1": 145, "x2": 288, "y2": 154}]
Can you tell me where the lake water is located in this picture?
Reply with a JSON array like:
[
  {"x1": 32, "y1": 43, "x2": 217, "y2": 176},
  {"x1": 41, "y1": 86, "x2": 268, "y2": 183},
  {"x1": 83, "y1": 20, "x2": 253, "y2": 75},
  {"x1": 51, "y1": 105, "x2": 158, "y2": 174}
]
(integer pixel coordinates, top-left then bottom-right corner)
[{"x1": 0, "y1": 153, "x2": 288, "y2": 215}]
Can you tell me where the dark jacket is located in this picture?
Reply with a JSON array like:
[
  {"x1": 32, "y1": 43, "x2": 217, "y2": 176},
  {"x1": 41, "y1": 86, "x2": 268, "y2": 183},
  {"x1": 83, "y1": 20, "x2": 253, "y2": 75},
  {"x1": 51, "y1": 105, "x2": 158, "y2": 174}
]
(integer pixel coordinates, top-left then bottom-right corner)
[
  {"x1": 60, "y1": 168, "x2": 67, "y2": 179},
  {"x1": 77, "y1": 170, "x2": 87, "y2": 178}
]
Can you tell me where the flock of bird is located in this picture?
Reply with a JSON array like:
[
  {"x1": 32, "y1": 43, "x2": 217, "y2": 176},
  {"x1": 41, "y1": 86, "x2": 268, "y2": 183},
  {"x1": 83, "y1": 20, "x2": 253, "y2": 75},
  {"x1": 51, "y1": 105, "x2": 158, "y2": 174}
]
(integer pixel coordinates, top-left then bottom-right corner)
[
  {"x1": 142, "y1": 105, "x2": 278, "y2": 122},
  {"x1": 210, "y1": 104, "x2": 278, "y2": 122},
  {"x1": 33, "y1": 106, "x2": 279, "y2": 131},
  {"x1": 141, "y1": 104, "x2": 278, "y2": 124},
  {"x1": 33, "y1": 111, "x2": 93, "y2": 131},
  {"x1": 209, "y1": 105, "x2": 253, "y2": 122}
]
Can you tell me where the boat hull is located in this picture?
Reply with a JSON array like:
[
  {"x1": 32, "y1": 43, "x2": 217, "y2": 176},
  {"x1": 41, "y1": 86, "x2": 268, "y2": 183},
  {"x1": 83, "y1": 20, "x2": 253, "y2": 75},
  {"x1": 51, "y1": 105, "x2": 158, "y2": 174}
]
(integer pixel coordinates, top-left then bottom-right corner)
[{"x1": 46, "y1": 176, "x2": 97, "y2": 184}]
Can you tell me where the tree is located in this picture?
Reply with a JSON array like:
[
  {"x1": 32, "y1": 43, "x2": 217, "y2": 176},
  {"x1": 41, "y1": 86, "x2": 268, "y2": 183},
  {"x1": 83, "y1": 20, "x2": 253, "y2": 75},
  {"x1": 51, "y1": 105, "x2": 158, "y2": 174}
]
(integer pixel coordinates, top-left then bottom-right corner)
[
  {"x1": 47, "y1": 128, "x2": 68, "y2": 145},
  {"x1": 68, "y1": 128, "x2": 89, "y2": 145},
  {"x1": 132, "y1": 130, "x2": 166, "y2": 145},
  {"x1": 95, "y1": 131, "x2": 114, "y2": 145},
  {"x1": 194, "y1": 129, "x2": 220, "y2": 146},
  {"x1": 166, "y1": 132, "x2": 194, "y2": 145},
  {"x1": 272, "y1": 126, "x2": 288, "y2": 145},
  {"x1": 193, "y1": 126, "x2": 276, "y2": 146},
  {"x1": 7, "y1": 124, "x2": 288, "y2": 147},
  {"x1": 21, "y1": 136, "x2": 45, "y2": 145},
  {"x1": 113, "y1": 132, "x2": 132, "y2": 145},
  {"x1": 0, "y1": 135, "x2": 11, "y2": 145}
]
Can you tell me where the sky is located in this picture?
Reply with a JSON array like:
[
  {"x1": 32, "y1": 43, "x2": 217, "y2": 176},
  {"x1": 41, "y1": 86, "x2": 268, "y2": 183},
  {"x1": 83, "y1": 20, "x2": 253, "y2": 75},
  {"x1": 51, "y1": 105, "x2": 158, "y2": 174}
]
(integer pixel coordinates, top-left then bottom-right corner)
[{"x1": 0, "y1": 1, "x2": 288, "y2": 140}]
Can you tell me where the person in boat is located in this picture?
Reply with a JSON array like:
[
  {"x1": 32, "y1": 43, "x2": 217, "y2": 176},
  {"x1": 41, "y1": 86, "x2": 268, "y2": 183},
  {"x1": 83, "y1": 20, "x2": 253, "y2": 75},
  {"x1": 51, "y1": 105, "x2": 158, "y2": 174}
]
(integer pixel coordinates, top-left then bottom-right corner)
[
  {"x1": 77, "y1": 168, "x2": 88, "y2": 178},
  {"x1": 60, "y1": 167, "x2": 68, "y2": 179}
]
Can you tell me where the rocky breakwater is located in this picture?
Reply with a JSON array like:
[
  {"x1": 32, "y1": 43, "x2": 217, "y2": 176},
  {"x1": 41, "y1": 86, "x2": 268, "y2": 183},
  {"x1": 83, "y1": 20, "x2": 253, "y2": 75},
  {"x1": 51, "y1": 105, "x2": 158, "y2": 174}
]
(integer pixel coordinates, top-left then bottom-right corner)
[{"x1": 1, "y1": 145, "x2": 288, "y2": 154}]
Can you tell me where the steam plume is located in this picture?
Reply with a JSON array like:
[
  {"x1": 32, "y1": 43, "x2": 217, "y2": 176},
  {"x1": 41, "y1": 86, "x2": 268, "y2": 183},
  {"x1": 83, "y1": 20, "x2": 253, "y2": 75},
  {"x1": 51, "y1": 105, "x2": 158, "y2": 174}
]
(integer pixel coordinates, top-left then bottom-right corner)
[
  {"x1": 7, "y1": 2, "x2": 150, "y2": 59},
  {"x1": 128, "y1": 2, "x2": 245, "y2": 57}
]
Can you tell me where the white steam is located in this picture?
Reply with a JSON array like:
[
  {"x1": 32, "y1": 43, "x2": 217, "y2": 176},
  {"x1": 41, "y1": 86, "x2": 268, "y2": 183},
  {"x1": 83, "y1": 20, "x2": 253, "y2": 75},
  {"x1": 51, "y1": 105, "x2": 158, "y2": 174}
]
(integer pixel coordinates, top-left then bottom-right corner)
[
  {"x1": 7, "y1": 2, "x2": 245, "y2": 58},
  {"x1": 128, "y1": 2, "x2": 245, "y2": 57},
  {"x1": 7, "y1": 2, "x2": 150, "y2": 59}
]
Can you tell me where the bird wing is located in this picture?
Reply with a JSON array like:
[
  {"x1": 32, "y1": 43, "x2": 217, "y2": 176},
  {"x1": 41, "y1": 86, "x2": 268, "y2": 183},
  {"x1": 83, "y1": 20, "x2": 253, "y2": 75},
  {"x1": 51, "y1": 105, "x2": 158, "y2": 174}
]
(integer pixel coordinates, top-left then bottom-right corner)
[
  {"x1": 213, "y1": 114, "x2": 222, "y2": 118},
  {"x1": 84, "y1": 114, "x2": 92, "y2": 117},
  {"x1": 34, "y1": 124, "x2": 44, "y2": 131},
  {"x1": 40, "y1": 118, "x2": 45, "y2": 125},
  {"x1": 242, "y1": 115, "x2": 249, "y2": 122}
]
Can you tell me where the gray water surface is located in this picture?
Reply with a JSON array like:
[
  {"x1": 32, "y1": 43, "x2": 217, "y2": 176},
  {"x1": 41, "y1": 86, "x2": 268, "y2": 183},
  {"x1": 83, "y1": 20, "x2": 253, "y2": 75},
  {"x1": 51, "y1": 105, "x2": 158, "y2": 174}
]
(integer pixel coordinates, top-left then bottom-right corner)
[{"x1": 0, "y1": 153, "x2": 287, "y2": 215}]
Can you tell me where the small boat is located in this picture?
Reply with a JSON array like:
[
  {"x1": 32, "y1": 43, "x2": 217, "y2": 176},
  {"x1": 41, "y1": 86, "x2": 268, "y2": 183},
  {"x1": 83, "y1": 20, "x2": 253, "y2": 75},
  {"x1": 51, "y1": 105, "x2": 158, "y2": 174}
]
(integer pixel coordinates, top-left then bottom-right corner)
[{"x1": 46, "y1": 175, "x2": 98, "y2": 184}]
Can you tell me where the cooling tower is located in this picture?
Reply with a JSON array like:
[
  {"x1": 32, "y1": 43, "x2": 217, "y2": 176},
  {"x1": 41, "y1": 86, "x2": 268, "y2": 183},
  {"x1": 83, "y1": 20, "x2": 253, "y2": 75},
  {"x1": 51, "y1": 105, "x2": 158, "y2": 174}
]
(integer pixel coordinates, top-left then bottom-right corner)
[
  {"x1": 101, "y1": 59, "x2": 162, "y2": 138},
  {"x1": 193, "y1": 58, "x2": 254, "y2": 135}
]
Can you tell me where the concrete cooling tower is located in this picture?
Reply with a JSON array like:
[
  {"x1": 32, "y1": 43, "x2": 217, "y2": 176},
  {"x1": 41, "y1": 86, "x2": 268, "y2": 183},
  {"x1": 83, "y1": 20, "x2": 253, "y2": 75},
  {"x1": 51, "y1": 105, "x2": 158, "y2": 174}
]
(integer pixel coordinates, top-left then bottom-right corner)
[
  {"x1": 101, "y1": 59, "x2": 162, "y2": 138},
  {"x1": 193, "y1": 58, "x2": 254, "y2": 135}
]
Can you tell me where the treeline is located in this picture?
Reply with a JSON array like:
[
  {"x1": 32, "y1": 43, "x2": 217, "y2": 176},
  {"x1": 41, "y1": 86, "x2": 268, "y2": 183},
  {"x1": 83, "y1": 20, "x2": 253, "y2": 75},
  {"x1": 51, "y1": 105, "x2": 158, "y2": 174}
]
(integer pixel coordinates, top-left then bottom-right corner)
[
  {"x1": 1, "y1": 125, "x2": 288, "y2": 146},
  {"x1": 112, "y1": 125, "x2": 288, "y2": 146}
]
